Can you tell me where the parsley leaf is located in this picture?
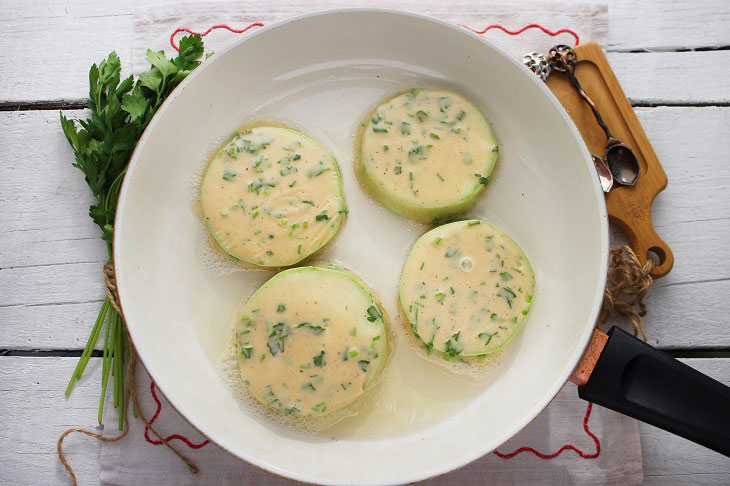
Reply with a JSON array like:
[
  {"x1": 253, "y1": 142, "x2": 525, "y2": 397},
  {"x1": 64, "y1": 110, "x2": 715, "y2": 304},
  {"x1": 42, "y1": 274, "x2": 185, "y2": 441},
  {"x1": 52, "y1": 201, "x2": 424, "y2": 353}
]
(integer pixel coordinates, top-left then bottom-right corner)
[{"x1": 313, "y1": 351, "x2": 326, "y2": 367}]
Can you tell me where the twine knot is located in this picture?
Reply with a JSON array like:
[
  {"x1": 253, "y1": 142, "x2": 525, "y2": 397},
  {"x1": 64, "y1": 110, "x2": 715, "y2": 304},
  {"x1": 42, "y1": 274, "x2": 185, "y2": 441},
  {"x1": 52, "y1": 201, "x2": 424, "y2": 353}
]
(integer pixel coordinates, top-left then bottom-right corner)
[
  {"x1": 103, "y1": 262, "x2": 122, "y2": 315},
  {"x1": 598, "y1": 246, "x2": 654, "y2": 341}
]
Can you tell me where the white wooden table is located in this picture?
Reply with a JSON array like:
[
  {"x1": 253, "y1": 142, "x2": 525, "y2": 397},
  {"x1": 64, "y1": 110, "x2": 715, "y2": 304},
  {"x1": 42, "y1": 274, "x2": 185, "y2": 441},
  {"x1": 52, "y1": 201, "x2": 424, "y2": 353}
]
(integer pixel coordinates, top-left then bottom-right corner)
[{"x1": 2, "y1": 0, "x2": 730, "y2": 484}]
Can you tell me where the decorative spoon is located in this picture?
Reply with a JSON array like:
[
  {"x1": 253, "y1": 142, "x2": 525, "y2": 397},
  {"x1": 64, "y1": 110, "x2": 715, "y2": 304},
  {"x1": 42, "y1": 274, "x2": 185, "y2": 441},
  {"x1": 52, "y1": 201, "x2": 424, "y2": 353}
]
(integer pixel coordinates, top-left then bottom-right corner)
[
  {"x1": 523, "y1": 52, "x2": 615, "y2": 193},
  {"x1": 546, "y1": 45, "x2": 640, "y2": 186}
]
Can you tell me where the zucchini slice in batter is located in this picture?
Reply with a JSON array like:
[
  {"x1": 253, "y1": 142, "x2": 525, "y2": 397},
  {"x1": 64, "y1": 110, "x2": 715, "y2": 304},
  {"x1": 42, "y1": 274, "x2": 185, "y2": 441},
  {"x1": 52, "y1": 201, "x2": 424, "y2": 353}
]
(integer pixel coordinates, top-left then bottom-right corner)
[
  {"x1": 234, "y1": 266, "x2": 389, "y2": 416},
  {"x1": 399, "y1": 220, "x2": 534, "y2": 356},
  {"x1": 200, "y1": 127, "x2": 346, "y2": 267},
  {"x1": 356, "y1": 90, "x2": 497, "y2": 223}
]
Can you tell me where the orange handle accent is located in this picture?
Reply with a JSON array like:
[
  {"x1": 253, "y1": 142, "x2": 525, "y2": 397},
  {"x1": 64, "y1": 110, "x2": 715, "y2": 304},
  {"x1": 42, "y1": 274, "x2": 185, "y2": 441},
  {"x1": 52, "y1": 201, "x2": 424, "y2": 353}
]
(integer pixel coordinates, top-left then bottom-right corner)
[{"x1": 570, "y1": 329, "x2": 609, "y2": 385}]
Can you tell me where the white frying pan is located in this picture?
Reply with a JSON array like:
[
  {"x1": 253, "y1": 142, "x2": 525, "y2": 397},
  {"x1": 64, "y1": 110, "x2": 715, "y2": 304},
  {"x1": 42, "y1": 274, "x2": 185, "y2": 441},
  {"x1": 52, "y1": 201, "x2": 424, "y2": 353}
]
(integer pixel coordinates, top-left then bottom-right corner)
[{"x1": 114, "y1": 8, "x2": 730, "y2": 485}]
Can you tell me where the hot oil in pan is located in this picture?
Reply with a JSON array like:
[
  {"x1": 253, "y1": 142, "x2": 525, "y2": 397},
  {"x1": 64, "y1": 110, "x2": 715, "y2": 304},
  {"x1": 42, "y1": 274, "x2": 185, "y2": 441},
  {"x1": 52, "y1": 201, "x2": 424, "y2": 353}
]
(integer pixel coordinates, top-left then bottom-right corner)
[
  {"x1": 189, "y1": 78, "x2": 518, "y2": 439},
  {"x1": 324, "y1": 313, "x2": 513, "y2": 439}
]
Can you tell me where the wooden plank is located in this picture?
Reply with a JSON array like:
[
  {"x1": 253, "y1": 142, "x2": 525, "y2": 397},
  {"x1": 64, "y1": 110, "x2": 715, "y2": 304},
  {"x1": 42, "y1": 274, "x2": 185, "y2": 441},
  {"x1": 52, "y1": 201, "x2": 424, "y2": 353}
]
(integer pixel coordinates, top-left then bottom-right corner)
[
  {"x1": 2, "y1": 107, "x2": 730, "y2": 349},
  {"x1": 642, "y1": 358, "x2": 730, "y2": 485},
  {"x1": 0, "y1": 109, "x2": 107, "y2": 349},
  {"x1": 0, "y1": 0, "x2": 133, "y2": 104},
  {"x1": 637, "y1": 277, "x2": 730, "y2": 349},
  {"x1": 1, "y1": 0, "x2": 729, "y2": 103},
  {"x1": 0, "y1": 356, "x2": 727, "y2": 484},
  {"x1": 0, "y1": 110, "x2": 99, "y2": 237},
  {"x1": 569, "y1": 0, "x2": 730, "y2": 51},
  {"x1": 635, "y1": 107, "x2": 730, "y2": 224},
  {"x1": 607, "y1": 51, "x2": 730, "y2": 105},
  {"x1": 1, "y1": 300, "x2": 106, "y2": 349},
  {"x1": 0, "y1": 356, "x2": 102, "y2": 485}
]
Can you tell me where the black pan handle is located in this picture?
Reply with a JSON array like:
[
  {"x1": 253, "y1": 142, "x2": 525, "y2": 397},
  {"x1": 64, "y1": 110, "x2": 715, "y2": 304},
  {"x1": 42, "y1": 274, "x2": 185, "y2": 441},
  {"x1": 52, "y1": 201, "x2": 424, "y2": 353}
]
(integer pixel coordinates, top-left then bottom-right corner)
[{"x1": 578, "y1": 326, "x2": 730, "y2": 456}]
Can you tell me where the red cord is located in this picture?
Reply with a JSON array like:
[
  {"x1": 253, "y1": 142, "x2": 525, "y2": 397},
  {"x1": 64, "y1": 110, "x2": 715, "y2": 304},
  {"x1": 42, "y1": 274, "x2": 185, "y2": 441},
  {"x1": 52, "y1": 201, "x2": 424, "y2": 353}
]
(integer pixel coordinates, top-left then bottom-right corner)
[
  {"x1": 170, "y1": 21, "x2": 578, "y2": 52},
  {"x1": 144, "y1": 381, "x2": 210, "y2": 449},
  {"x1": 463, "y1": 23, "x2": 579, "y2": 46},
  {"x1": 494, "y1": 402, "x2": 600, "y2": 459},
  {"x1": 170, "y1": 22, "x2": 264, "y2": 51}
]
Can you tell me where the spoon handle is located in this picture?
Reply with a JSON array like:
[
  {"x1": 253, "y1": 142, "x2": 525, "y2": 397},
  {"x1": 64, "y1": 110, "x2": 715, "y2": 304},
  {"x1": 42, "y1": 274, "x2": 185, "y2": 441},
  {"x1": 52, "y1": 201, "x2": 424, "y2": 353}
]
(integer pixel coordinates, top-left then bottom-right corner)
[{"x1": 568, "y1": 73, "x2": 613, "y2": 140}]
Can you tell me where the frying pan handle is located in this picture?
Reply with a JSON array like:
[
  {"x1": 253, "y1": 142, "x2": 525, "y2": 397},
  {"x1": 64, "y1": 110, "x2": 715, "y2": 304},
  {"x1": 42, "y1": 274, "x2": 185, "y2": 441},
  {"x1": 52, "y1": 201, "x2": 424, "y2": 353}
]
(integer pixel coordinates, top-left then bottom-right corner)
[{"x1": 577, "y1": 326, "x2": 730, "y2": 456}]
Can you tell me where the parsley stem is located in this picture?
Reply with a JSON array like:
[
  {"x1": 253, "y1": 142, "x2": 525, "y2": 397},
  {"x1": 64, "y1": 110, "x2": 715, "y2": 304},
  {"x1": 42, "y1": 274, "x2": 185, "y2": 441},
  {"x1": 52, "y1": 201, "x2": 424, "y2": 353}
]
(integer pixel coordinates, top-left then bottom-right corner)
[
  {"x1": 115, "y1": 314, "x2": 125, "y2": 430},
  {"x1": 98, "y1": 307, "x2": 113, "y2": 423},
  {"x1": 65, "y1": 299, "x2": 109, "y2": 395},
  {"x1": 76, "y1": 300, "x2": 108, "y2": 379}
]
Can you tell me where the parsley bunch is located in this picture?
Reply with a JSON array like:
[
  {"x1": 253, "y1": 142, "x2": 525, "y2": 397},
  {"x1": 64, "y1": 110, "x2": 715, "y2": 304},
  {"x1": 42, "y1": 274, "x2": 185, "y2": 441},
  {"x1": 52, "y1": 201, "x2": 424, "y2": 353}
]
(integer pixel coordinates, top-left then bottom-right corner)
[{"x1": 60, "y1": 35, "x2": 205, "y2": 429}]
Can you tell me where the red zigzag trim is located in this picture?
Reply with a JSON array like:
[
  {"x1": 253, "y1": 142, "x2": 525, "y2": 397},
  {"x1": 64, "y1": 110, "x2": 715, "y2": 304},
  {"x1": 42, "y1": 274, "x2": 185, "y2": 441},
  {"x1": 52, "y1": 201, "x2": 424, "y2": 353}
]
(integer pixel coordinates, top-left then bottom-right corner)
[
  {"x1": 494, "y1": 402, "x2": 600, "y2": 459},
  {"x1": 463, "y1": 23, "x2": 579, "y2": 46},
  {"x1": 170, "y1": 23, "x2": 264, "y2": 51},
  {"x1": 169, "y1": 21, "x2": 579, "y2": 51},
  {"x1": 144, "y1": 381, "x2": 209, "y2": 449}
]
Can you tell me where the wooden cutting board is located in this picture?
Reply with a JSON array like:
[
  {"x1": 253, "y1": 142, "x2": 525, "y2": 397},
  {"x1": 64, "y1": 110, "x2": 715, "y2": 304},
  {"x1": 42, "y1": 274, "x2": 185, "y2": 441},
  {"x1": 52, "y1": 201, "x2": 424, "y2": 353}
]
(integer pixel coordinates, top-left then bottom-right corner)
[{"x1": 546, "y1": 42, "x2": 674, "y2": 278}]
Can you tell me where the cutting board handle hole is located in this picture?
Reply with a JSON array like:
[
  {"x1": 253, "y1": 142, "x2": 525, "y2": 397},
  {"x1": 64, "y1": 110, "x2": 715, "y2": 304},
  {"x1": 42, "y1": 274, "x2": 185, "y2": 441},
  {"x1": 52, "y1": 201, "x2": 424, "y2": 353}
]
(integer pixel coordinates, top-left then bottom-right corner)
[{"x1": 647, "y1": 246, "x2": 666, "y2": 266}]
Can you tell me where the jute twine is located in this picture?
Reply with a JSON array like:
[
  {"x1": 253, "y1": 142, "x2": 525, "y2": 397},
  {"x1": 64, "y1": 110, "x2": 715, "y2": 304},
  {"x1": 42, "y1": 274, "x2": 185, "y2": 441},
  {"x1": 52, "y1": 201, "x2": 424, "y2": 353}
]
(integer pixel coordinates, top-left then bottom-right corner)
[
  {"x1": 57, "y1": 263, "x2": 199, "y2": 486},
  {"x1": 58, "y1": 247, "x2": 654, "y2": 483},
  {"x1": 597, "y1": 245, "x2": 654, "y2": 341}
]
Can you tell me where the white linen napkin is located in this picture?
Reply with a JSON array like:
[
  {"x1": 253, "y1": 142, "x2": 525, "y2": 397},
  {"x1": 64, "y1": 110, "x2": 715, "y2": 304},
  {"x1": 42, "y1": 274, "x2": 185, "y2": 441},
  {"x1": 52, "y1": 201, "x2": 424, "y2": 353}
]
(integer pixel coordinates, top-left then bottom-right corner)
[
  {"x1": 130, "y1": 0, "x2": 608, "y2": 72},
  {"x1": 102, "y1": 2, "x2": 643, "y2": 485},
  {"x1": 101, "y1": 365, "x2": 642, "y2": 485}
]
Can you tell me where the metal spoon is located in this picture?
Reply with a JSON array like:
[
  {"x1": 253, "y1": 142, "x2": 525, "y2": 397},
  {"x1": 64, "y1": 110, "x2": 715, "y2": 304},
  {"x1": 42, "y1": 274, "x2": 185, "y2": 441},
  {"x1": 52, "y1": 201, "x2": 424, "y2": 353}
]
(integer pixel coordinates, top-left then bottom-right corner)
[
  {"x1": 592, "y1": 153, "x2": 614, "y2": 192},
  {"x1": 523, "y1": 52, "x2": 614, "y2": 193},
  {"x1": 547, "y1": 45, "x2": 640, "y2": 186}
]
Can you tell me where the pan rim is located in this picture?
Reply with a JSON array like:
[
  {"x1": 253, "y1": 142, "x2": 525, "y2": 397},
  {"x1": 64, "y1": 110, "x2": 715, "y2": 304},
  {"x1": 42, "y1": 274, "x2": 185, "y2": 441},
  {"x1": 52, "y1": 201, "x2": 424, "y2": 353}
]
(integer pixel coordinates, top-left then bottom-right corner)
[{"x1": 114, "y1": 7, "x2": 609, "y2": 485}]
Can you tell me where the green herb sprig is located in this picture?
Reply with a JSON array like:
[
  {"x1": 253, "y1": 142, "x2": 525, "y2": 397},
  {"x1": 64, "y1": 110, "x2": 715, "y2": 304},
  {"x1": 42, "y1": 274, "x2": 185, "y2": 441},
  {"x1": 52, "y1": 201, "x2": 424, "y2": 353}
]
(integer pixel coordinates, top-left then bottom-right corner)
[{"x1": 60, "y1": 35, "x2": 205, "y2": 430}]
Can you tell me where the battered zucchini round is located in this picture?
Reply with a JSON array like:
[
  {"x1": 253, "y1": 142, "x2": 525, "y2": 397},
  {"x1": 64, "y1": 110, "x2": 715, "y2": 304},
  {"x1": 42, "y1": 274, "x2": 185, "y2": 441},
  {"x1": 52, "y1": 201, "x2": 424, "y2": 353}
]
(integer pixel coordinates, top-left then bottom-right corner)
[
  {"x1": 200, "y1": 127, "x2": 346, "y2": 267},
  {"x1": 399, "y1": 220, "x2": 535, "y2": 356},
  {"x1": 234, "y1": 266, "x2": 389, "y2": 416},
  {"x1": 356, "y1": 89, "x2": 498, "y2": 223}
]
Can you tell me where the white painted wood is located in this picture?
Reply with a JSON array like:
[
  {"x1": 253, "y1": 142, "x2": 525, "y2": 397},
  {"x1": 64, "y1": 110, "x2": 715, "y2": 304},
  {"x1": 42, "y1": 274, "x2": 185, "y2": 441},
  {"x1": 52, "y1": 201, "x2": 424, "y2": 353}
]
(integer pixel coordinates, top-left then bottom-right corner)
[
  {"x1": 3, "y1": 107, "x2": 729, "y2": 349},
  {"x1": 0, "y1": 357, "x2": 102, "y2": 486},
  {"x1": 636, "y1": 107, "x2": 730, "y2": 225},
  {"x1": 0, "y1": 0, "x2": 133, "y2": 104},
  {"x1": 0, "y1": 109, "x2": 108, "y2": 350},
  {"x1": 576, "y1": 0, "x2": 730, "y2": 51},
  {"x1": 0, "y1": 110, "x2": 99, "y2": 237},
  {"x1": 607, "y1": 51, "x2": 730, "y2": 105},
  {"x1": 1, "y1": 0, "x2": 729, "y2": 103},
  {"x1": 0, "y1": 357, "x2": 727, "y2": 485},
  {"x1": 638, "y1": 279, "x2": 730, "y2": 349}
]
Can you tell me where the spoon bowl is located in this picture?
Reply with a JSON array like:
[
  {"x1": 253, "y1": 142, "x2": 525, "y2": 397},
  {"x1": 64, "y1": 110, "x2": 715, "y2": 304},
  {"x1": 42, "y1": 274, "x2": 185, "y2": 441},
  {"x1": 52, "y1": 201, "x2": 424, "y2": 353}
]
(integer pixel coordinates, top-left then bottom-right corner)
[{"x1": 606, "y1": 139, "x2": 639, "y2": 186}]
